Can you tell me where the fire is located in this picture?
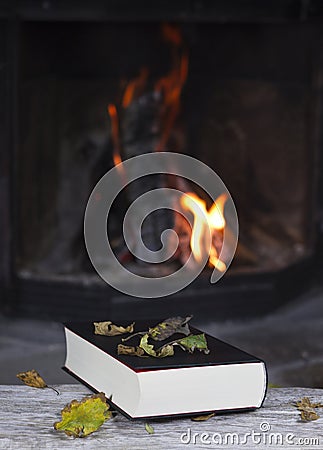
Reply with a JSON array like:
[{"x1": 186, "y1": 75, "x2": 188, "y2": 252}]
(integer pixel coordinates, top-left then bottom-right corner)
[
  {"x1": 154, "y1": 25, "x2": 188, "y2": 152},
  {"x1": 180, "y1": 192, "x2": 228, "y2": 272},
  {"x1": 107, "y1": 24, "x2": 229, "y2": 275},
  {"x1": 122, "y1": 67, "x2": 149, "y2": 109},
  {"x1": 107, "y1": 104, "x2": 126, "y2": 182}
]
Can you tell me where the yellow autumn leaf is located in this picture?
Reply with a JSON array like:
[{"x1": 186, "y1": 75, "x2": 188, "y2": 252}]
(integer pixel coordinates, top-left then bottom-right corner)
[
  {"x1": 54, "y1": 392, "x2": 112, "y2": 437},
  {"x1": 145, "y1": 422, "x2": 155, "y2": 434}
]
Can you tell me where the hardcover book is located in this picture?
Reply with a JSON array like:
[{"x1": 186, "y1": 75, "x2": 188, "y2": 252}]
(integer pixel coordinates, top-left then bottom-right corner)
[{"x1": 63, "y1": 320, "x2": 267, "y2": 419}]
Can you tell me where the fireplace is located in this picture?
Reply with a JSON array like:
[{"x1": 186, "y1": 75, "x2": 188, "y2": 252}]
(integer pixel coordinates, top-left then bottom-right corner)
[{"x1": 1, "y1": 1, "x2": 323, "y2": 321}]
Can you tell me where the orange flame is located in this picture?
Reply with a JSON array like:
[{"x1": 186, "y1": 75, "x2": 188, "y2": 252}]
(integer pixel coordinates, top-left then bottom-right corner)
[
  {"x1": 107, "y1": 104, "x2": 122, "y2": 164},
  {"x1": 180, "y1": 192, "x2": 228, "y2": 271},
  {"x1": 107, "y1": 104, "x2": 127, "y2": 184},
  {"x1": 122, "y1": 67, "x2": 149, "y2": 109},
  {"x1": 154, "y1": 51, "x2": 188, "y2": 152}
]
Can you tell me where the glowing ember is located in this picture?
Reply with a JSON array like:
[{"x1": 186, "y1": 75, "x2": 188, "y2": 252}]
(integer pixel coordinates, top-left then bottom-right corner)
[{"x1": 180, "y1": 192, "x2": 228, "y2": 271}]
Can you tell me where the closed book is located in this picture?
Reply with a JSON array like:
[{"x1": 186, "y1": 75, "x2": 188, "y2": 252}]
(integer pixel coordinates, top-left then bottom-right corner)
[{"x1": 63, "y1": 320, "x2": 267, "y2": 419}]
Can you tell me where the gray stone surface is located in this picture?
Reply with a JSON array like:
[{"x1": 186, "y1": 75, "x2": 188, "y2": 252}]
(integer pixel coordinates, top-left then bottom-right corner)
[{"x1": 0, "y1": 287, "x2": 322, "y2": 387}]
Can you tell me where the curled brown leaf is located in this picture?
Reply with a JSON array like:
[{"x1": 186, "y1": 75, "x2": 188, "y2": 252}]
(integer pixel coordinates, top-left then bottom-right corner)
[
  {"x1": 117, "y1": 344, "x2": 145, "y2": 357},
  {"x1": 94, "y1": 321, "x2": 135, "y2": 336},
  {"x1": 16, "y1": 369, "x2": 59, "y2": 395},
  {"x1": 296, "y1": 397, "x2": 322, "y2": 422}
]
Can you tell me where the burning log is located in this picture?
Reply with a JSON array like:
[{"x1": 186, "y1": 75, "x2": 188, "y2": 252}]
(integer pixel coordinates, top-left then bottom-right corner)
[
  {"x1": 121, "y1": 90, "x2": 175, "y2": 262},
  {"x1": 107, "y1": 24, "x2": 188, "y2": 265},
  {"x1": 106, "y1": 24, "x2": 229, "y2": 273}
]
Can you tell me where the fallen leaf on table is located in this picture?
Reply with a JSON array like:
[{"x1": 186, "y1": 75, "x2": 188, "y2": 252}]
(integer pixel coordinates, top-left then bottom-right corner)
[
  {"x1": 300, "y1": 409, "x2": 320, "y2": 422},
  {"x1": 54, "y1": 392, "x2": 112, "y2": 437},
  {"x1": 17, "y1": 369, "x2": 47, "y2": 388},
  {"x1": 16, "y1": 369, "x2": 59, "y2": 395},
  {"x1": 94, "y1": 321, "x2": 135, "y2": 336},
  {"x1": 191, "y1": 412, "x2": 215, "y2": 421},
  {"x1": 145, "y1": 422, "x2": 155, "y2": 434},
  {"x1": 295, "y1": 397, "x2": 321, "y2": 422},
  {"x1": 117, "y1": 344, "x2": 145, "y2": 356},
  {"x1": 312, "y1": 402, "x2": 323, "y2": 408}
]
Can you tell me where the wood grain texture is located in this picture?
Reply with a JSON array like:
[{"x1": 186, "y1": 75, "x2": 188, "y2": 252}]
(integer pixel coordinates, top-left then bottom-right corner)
[{"x1": 0, "y1": 385, "x2": 323, "y2": 449}]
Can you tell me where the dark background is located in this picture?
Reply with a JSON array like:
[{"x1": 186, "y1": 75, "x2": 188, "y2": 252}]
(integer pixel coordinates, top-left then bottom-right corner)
[{"x1": 0, "y1": 0, "x2": 323, "y2": 387}]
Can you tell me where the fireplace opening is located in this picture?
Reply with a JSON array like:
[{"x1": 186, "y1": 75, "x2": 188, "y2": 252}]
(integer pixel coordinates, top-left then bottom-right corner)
[
  {"x1": 2, "y1": 6, "x2": 322, "y2": 320},
  {"x1": 17, "y1": 21, "x2": 315, "y2": 279}
]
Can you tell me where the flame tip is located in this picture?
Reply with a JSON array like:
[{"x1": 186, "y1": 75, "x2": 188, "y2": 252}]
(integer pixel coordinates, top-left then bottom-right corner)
[{"x1": 180, "y1": 191, "x2": 227, "y2": 270}]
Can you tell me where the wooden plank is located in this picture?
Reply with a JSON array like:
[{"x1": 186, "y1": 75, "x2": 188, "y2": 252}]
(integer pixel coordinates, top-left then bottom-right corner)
[{"x1": 0, "y1": 385, "x2": 322, "y2": 449}]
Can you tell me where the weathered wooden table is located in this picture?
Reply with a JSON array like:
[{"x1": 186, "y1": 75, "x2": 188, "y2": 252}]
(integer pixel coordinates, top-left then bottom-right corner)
[{"x1": 0, "y1": 385, "x2": 322, "y2": 449}]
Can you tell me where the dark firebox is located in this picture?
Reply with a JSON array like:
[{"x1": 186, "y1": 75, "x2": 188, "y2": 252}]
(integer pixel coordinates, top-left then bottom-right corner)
[{"x1": 1, "y1": 1, "x2": 323, "y2": 321}]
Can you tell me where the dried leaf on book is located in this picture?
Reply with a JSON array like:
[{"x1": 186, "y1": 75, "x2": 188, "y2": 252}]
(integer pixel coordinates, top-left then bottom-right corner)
[
  {"x1": 122, "y1": 316, "x2": 193, "y2": 343},
  {"x1": 175, "y1": 334, "x2": 210, "y2": 354},
  {"x1": 139, "y1": 334, "x2": 156, "y2": 356},
  {"x1": 156, "y1": 344, "x2": 175, "y2": 358},
  {"x1": 148, "y1": 316, "x2": 193, "y2": 341},
  {"x1": 295, "y1": 397, "x2": 322, "y2": 422},
  {"x1": 94, "y1": 321, "x2": 135, "y2": 336},
  {"x1": 138, "y1": 333, "x2": 208, "y2": 358},
  {"x1": 139, "y1": 334, "x2": 174, "y2": 358},
  {"x1": 54, "y1": 392, "x2": 112, "y2": 437},
  {"x1": 16, "y1": 369, "x2": 59, "y2": 395},
  {"x1": 95, "y1": 315, "x2": 209, "y2": 359},
  {"x1": 117, "y1": 344, "x2": 145, "y2": 357},
  {"x1": 145, "y1": 422, "x2": 155, "y2": 434}
]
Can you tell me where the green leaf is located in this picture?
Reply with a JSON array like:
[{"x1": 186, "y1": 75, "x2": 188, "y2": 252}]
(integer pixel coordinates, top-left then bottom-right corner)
[
  {"x1": 145, "y1": 422, "x2": 155, "y2": 434},
  {"x1": 94, "y1": 321, "x2": 135, "y2": 336},
  {"x1": 139, "y1": 334, "x2": 174, "y2": 358},
  {"x1": 140, "y1": 334, "x2": 157, "y2": 357},
  {"x1": 54, "y1": 392, "x2": 112, "y2": 437},
  {"x1": 176, "y1": 333, "x2": 210, "y2": 354}
]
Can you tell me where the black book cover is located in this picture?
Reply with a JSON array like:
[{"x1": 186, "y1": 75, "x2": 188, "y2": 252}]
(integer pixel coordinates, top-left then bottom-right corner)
[{"x1": 64, "y1": 320, "x2": 264, "y2": 371}]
